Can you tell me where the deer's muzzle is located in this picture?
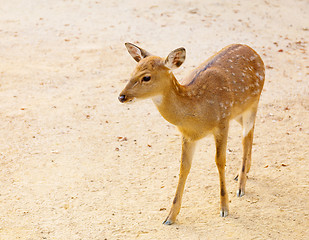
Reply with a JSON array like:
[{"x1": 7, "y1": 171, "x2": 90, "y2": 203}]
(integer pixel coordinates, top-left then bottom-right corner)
[{"x1": 118, "y1": 94, "x2": 127, "y2": 103}]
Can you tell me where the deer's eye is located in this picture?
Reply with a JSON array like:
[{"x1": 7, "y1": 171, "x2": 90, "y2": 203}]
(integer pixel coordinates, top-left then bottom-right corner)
[{"x1": 142, "y1": 76, "x2": 151, "y2": 82}]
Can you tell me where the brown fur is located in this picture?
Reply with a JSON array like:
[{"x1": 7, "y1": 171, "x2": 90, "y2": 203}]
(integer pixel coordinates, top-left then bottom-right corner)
[{"x1": 119, "y1": 43, "x2": 265, "y2": 224}]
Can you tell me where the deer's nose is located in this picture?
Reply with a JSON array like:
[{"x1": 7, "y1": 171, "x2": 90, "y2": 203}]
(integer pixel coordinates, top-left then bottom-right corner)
[{"x1": 118, "y1": 95, "x2": 127, "y2": 103}]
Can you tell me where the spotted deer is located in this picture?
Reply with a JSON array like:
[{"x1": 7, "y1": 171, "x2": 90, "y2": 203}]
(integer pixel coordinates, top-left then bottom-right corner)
[{"x1": 118, "y1": 43, "x2": 265, "y2": 225}]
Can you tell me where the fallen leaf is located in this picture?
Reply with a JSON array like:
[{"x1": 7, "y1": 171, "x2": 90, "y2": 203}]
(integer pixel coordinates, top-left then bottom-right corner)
[
  {"x1": 266, "y1": 65, "x2": 274, "y2": 69},
  {"x1": 188, "y1": 8, "x2": 198, "y2": 14},
  {"x1": 118, "y1": 137, "x2": 127, "y2": 142}
]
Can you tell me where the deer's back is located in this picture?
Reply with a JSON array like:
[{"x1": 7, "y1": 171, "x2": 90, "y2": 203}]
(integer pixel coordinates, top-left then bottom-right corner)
[{"x1": 181, "y1": 44, "x2": 265, "y2": 120}]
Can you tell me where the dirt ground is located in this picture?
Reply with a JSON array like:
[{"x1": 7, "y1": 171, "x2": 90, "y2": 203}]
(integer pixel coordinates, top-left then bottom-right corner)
[{"x1": 0, "y1": 0, "x2": 308, "y2": 239}]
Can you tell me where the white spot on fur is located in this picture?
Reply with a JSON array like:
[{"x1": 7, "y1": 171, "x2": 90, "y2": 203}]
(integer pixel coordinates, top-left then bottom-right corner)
[
  {"x1": 252, "y1": 89, "x2": 260, "y2": 95},
  {"x1": 256, "y1": 72, "x2": 264, "y2": 81}
]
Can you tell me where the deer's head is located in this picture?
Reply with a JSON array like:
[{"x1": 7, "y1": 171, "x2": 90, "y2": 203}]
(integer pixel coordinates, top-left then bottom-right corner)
[{"x1": 118, "y1": 43, "x2": 186, "y2": 103}]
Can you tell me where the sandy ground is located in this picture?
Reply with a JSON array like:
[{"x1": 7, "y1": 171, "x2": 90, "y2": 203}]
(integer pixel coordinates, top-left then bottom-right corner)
[{"x1": 0, "y1": 0, "x2": 308, "y2": 239}]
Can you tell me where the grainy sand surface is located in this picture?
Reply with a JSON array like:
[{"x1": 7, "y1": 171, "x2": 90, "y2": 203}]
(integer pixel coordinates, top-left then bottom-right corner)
[{"x1": 0, "y1": 0, "x2": 308, "y2": 239}]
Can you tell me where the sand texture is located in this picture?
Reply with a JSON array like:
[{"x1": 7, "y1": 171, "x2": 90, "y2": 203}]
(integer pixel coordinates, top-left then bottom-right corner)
[{"x1": 0, "y1": 0, "x2": 308, "y2": 239}]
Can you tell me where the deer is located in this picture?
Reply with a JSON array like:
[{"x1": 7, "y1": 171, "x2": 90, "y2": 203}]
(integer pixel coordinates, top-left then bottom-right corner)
[{"x1": 118, "y1": 42, "x2": 265, "y2": 225}]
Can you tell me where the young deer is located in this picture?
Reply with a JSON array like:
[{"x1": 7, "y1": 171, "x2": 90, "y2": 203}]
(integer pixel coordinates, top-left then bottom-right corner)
[{"x1": 118, "y1": 43, "x2": 265, "y2": 225}]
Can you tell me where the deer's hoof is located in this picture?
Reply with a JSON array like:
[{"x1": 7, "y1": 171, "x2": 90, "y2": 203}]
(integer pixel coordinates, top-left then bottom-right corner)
[
  {"x1": 237, "y1": 189, "x2": 245, "y2": 197},
  {"x1": 220, "y1": 208, "x2": 229, "y2": 217},
  {"x1": 163, "y1": 216, "x2": 175, "y2": 225}
]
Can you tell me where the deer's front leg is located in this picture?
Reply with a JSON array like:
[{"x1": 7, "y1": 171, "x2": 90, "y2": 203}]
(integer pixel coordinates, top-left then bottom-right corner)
[
  {"x1": 163, "y1": 137, "x2": 196, "y2": 225},
  {"x1": 214, "y1": 123, "x2": 229, "y2": 217}
]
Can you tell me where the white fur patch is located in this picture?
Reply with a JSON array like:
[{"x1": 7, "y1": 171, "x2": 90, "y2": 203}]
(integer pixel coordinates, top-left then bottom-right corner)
[
  {"x1": 152, "y1": 95, "x2": 163, "y2": 106},
  {"x1": 243, "y1": 125, "x2": 253, "y2": 137},
  {"x1": 242, "y1": 110, "x2": 255, "y2": 137}
]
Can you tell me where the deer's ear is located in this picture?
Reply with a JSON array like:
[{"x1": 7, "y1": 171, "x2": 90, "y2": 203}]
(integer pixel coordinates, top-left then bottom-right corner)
[
  {"x1": 164, "y1": 47, "x2": 186, "y2": 69},
  {"x1": 125, "y1": 43, "x2": 152, "y2": 62}
]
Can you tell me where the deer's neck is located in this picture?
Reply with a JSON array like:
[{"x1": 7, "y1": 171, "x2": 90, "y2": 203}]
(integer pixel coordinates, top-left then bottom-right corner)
[{"x1": 152, "y1": 73, "x2": 191, "y2": 126}]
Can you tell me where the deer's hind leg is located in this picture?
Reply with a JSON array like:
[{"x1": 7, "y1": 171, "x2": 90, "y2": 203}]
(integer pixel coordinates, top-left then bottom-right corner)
[
  {"x1": 214, "y1": 122, "x2": 230, "y2": 217},
  {"x1": 236, "y1": 105, "x2": 258, "y2": 197}
]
